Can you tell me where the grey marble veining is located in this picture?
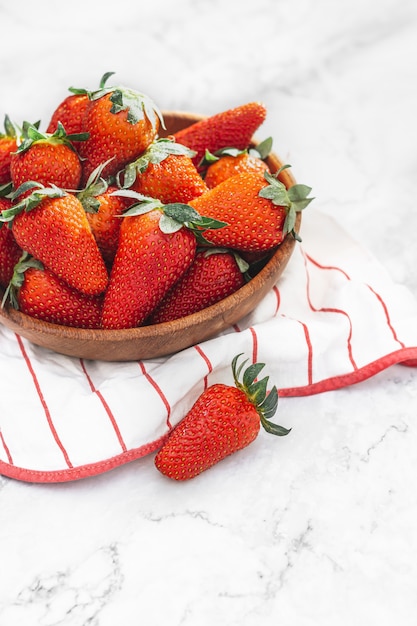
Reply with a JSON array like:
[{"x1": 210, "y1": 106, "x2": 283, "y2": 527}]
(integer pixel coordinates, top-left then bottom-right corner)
[{"x1": 1, "y1": 0, "x2": 417, "y2": 624}]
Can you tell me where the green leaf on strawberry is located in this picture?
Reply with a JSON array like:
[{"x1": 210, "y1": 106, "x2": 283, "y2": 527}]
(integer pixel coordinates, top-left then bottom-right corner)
[
  {"x1": 120, "y1": 138, "x2": 196, "y2": 189},
  {"x1": 250, "y1": 136, "x2": 273, "y2": 159},
  {"x1": 1, "y1": 251, "x2": 43, "y2": 309},
  {"x1": 200, "y1": 137, "x2": 272, "y2": 170},
  {"x1": 68, "y1": 71, "x2": 116, "y2": 97},
  {"x1": 16, "y1": 120, "x2": 89, "y2": 155},
  {"x1": 232, "y1": 354, "x2": 289, "y2": 435},
  {"x1": 107, "y1": 87, "x2": 165, "y2": 131},
  {"x1": 0, "y1": 182, "x2": 67, "y2": 222},
  {"x1": 111, "y1": 189, "x2": 228, "y2": 238},
  {"x1": 1, "y1": 114, "x2": 19, "y2": 140},
  {"x1": 259, "y1": 166, "x2": 314, "y2": 240}
]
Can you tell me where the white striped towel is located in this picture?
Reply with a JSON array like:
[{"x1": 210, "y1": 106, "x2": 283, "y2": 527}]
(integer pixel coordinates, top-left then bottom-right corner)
[{"x1": 1, "y1": 209, "x2": 416, "y2": 482}]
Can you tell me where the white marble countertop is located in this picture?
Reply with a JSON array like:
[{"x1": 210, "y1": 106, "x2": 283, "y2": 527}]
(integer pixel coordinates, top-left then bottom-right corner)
[{"x1": 1, "y1": 0, "x2": 417, "y2": 624}]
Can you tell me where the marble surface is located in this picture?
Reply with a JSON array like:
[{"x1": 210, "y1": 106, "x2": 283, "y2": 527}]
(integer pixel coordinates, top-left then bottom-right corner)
[{"x1": 1, "y1": 0, "x2": 417, "y2": 624}]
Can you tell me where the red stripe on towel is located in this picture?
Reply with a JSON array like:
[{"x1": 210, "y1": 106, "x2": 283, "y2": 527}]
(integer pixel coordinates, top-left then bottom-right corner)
[
  {"x1": 272, "y1": 285, "x2": 280, "y2": 315},
  {"x1": 303, "y1": 253, "x2": 350, "y2": 279},
  {"x1": 0, "y1": 430, "x2": 13, "y2": 465},
  {"x1": 80, "y1": 359, "x2": 127, "y2": 453},
  {"x1": 16, "y1": 334, "x2": 73, "y2": 468},
  {"x1": 303, "y1": 253, "x2": 358, "y2": 371},
  {"x1": 300, "y1": 320, "x2": 314, "y2": 385},
  {"x1": 305, "y1": 252, "x2": 406, "y2": 350},
  {"x1": 366, "y1": 283, "x2": 406, "y2": 349},
  {"x1": 250, "y1": 327, "x2": 258, "y2": 363},
  {"x1": 194, "y1": 345, "x2": 213, "y2": 390},
  {"x1": 138, "y1": 361, "x2": 172, "y2": 430}
]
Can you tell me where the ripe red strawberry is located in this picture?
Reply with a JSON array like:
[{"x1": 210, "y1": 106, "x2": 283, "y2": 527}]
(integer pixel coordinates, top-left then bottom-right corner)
[
  {"x1": 10, "y1": 122, "x2": 87, "y2": 192},
  {"x1": 203, "y1": 138, "x2": 272, "y2": 189},
  {"x1": 78, "y1": 77, "x2": 163, "y2": 184},
  {"x1": 0, "y1": 198, "x2": 22, "y2": 288},
  {"x1": 46, "y1": 92, "x2": 89, "y2": 139},
  {"x1": 46, "y1": 72, "x2": 115, "y2": 141},
  {"x1": 2, "y1": 253, "x2": 102, "y2": 328},
  {"x1": 83, "y1": 184, "x2": 130, "y2": 268},
  {"x1": 174, "y1": 102, "x2": 267, "y2": 170},
  {"x1": 120, "y1": 137, "x2": 208, "y2": 204},
  {"x1": 1, "y1": 184, "x2": 108, "y2": 295},
  {"x1": 148, "y1": 248, "x2": 248, "y2": 324},
  {"x1": 77, "y1": 162, "x2": 135, "y2": 268},
  {"x1": 155, "y1": 353, "x2": 290, "y2": 480},
  {"x1": 189, "y1": 167, "x2": 313, "y2": 251},
  {"x1": 0, "y1": 115, "x2": 19, "y2": 187},
  {"x1": 101, "y1": 196, "x2": 226, "y2": 329}
]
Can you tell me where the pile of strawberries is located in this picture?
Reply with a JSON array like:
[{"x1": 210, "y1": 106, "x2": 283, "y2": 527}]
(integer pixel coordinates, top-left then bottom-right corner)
[{"x1": 0, "y1": 72, "x2": 313, "y2": 330}]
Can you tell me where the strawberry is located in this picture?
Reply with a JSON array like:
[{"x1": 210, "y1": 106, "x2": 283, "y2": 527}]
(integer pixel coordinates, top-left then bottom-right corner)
[
  {"x1": 148, "y1": 248, "x2": 248, "y2": 324},
  {"x1": 0, "y1": 198, "x2": 22, "y2": 288},
  {"x1": 202, "y1": 137, "x2": 272, "y2": 189},
  {"x1": 189, "y1": 167, "x2": 313, "y2": 251},
  {"x1": 0, "y1": 183, "x2": 108, "y2": 296},
  {"x1": 101, "y1": 195, "x2": 226, "y2": 329},
  {"x1": 46, "y1": 92, "x2": 89, "y2": 140},
  {"x1": 10, "y1": 122, "x2": 87, "y2": 192},
  {"x1": 154, "y1": 353, "x2": 290, "y2": 480},
  {"x1": 78, "y1": 75, "x2": 164, "y2": 184},
  {"x1": 119, "y1": 137, "x2": 208, "y2": 204},
  {"x1": 83, "y1": 185, "x2": 129, "y2": 269},
  {"x1": 77, "y1": 162, "x2": 134, "y2": 268},
  {"x1": 2, "y1": 252, "x2": 102, "y2": 328},
  {"x1": 174, "y1": 102, "x2": 267, "y2": 170},
  {"x1": 46, "y1": 72, "x2": 115, "y2": 146},
  {"x1": 0, "y1": 115, "x2": 19, "y2": 187}
]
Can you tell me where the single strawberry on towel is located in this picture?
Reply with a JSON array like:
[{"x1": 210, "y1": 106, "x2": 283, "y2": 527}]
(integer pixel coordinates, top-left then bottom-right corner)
[{"x1": 155, "y1": 353, "x2": 290, "y2": 480}]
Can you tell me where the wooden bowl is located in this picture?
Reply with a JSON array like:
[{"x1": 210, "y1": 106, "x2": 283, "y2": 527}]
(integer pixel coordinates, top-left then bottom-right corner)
[{"x1": 0, "y1": 111, "x2": 300, "y2": 361}]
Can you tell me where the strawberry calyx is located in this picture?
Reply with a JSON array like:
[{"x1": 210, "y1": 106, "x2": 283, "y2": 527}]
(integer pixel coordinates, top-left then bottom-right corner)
[
  {"x1": 16, "y1": 121, "x2": 89, "y2": 155},
  {"x1": 76, "y1": 159, "x2": 114, "y2": 213},
  {"x1": 0, "y1": 114, "x2": 19, "y2": 140},
  {"x1": 0, "y1": 182, "x2": 13, "y2": 198},
  {"x1": 0, "y1": 182, "x2": 67, "y2": 223},
  {"x1": 232, "y1": 353, "x2": 290, "y2": 436},
  {"x1": 84, "y1": 72, "x2": 165, "y2": 132},
  {"x1": 1, "y1": 251, "x2": 43, "y2": 309},
  {"x1": 258, "y1": 165, "x2": 314, "y2": 241},
  {"x1": 118, "y1": 137, "x2": 197, "y2": 189},
  {"x1": 198, "y1": 247, "x2": 250, "y2": 276},
  {"x1": 110, "y1": 189, "x2": 227, "y2": 241},
  {"x1": 200, "y1": 136, "x2": 273, "y2": 169},
  {"x1": 68, "y1": 71, "x2": 116, "y2": 97}
]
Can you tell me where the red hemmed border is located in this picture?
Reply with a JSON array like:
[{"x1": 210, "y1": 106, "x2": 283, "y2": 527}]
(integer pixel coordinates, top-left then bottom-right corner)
[
  {"x1": 279, "y1": 347, "x2": 417, "y2": 397},
  {"x1": 1, "y1": 347, "x2": 417, "y2": 484},
  {"x1": 0, "y1": 434, "x2": 168, "y2": 484}
]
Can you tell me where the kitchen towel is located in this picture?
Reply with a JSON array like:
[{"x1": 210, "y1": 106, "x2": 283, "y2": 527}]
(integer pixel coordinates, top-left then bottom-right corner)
[{"x1": 1, "y1": 209, "x2": 416, "y2": 483}]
